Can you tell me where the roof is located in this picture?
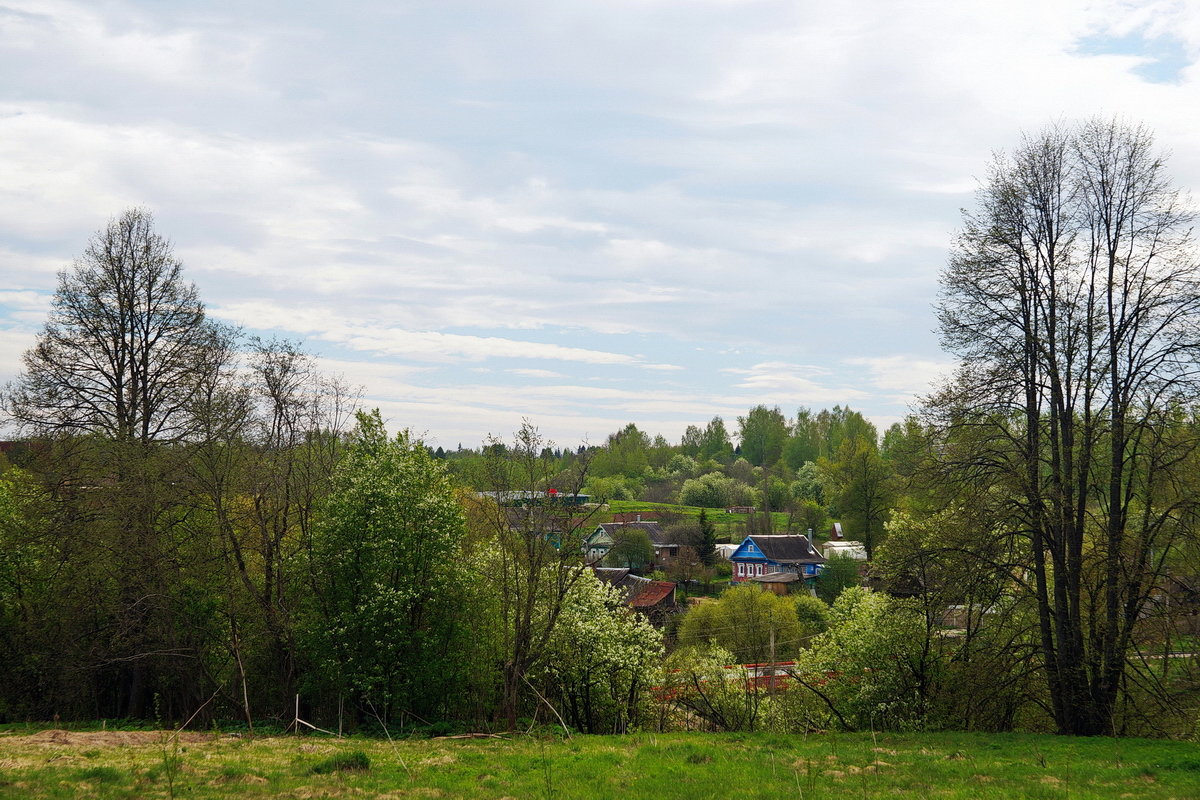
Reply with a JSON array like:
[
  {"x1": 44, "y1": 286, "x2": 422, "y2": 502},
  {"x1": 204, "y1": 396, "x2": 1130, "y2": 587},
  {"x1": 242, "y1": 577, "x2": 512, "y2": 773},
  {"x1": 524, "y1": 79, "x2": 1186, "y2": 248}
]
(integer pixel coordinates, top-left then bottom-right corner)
[
  {"x1": 597, "y1": 521, "x2": 669, "y2": 546},
  {"x1": 734, "y1": 534, "x2": 827, "y2": 565},
  {"x1": 630, "y1": 580, "x2": 677, "y2": 608},
  {"x1": 752, "y1": 571, "x2": 801, "y2": 584},
  {"x1": 593, "y1": 567, "x2": 653, "y2": 604}
]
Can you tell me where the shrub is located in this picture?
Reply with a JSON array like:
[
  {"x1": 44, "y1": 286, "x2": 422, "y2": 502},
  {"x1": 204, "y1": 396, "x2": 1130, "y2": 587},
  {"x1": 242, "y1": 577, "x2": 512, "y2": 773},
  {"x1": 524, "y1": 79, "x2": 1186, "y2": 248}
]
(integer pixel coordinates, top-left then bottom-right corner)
[{"x1": 311, "y1": 750, "x2": 371, "y2": 774}]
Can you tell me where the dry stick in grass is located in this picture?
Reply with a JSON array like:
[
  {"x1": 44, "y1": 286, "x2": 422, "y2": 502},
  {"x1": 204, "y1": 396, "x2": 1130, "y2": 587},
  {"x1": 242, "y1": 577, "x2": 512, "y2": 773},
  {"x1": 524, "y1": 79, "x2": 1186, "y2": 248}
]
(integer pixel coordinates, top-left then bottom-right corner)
[
  {"x1": 365, "y1": 699, "x2": 413, "y2": 779},
  {"x1": 291, "y1": 694, "x2": 338, "y2": 736},
  {"x1": 521, "y1": 673, "x2": 573, "y2": 739}
]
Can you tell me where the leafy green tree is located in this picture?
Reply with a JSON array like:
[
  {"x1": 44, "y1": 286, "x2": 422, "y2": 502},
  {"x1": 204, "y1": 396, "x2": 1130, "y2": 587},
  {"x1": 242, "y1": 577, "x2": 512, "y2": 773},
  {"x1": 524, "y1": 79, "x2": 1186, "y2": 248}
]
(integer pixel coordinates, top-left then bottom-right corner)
[
  {"x1": 819, "y1": 438, "x2": 894, "y2": 559},
  {"x1": 590, "y1": 423, "x2": 651, "y2": 478},
  {"x1": 814, "y1": 553, "x2": 860, "y2": 604},
  {"x1": 792, "y1": 500, "x2": 828, "y2": 540},
  {"x1": 542, "y1": 571, "x2": 662, "y2": 733},
  {"x1": 678, "y1": 584, "x2": 803, "y2": 663},
  {"x1": 790, "y1": 462, "x2": 825, "y2": 505},
  {"x1": 306, "y1": 410, "x2": 467, "y2": 722},
  {"x1": 696, "y1": 509, "x2": 717, "y2": 567},
  {"x1": 660, "y1": 645, "x2": 761, "y2": 731},
  {"x1": 605, "y1": 529, "x2": 655, "y2": 570},
  {"x1": 793, "y1": 594, "x2": 831, "y2": 643},
  {"x1": 789, "y1": 586, "x2": 935, "y2": 731},
  {"x1": 698, "y1": 417, "x2": 734, "y2": 463},
  {"x1": 472, "y1": 422, "x2": 597, "y2": 729},
  {"x1": 737, "y1": 405, "x2": 788, "y2": 467}
]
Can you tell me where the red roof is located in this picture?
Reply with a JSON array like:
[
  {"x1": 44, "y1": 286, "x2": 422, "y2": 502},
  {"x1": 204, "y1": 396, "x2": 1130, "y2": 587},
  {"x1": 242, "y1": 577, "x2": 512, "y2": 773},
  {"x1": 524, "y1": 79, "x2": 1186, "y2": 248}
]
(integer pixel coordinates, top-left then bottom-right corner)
[{"x1": 630, "y1": 580, "x2": 676, "y2": 608}]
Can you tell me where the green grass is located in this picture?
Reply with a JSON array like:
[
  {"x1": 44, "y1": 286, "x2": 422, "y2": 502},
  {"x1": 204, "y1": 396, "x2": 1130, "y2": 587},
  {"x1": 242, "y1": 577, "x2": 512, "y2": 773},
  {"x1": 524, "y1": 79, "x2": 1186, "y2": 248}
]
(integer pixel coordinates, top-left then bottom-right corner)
[
  {"x1": 1, "y1": 728, "x2": 1198, "y2": 798},
  {"x1": 605, "y1": 500, "x2": 799, "y2": 541}
]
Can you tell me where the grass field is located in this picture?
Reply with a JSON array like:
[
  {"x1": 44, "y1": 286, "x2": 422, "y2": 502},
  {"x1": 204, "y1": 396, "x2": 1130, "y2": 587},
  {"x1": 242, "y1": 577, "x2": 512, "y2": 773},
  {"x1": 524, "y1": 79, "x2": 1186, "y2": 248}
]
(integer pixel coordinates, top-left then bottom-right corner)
[
  {"x1": 605, "y1": 500, "x2": 796, "y2": 541},
  {"x1": 2, "y1": 727, "x2": 1199, "y2": 799}
]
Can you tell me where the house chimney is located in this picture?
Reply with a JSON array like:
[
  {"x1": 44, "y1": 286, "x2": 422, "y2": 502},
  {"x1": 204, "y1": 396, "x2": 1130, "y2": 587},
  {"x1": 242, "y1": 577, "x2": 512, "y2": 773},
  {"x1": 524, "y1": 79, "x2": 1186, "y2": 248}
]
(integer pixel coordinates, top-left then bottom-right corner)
[{"x1": 806, "y1": 527, "x2": 814, "y2": 547}]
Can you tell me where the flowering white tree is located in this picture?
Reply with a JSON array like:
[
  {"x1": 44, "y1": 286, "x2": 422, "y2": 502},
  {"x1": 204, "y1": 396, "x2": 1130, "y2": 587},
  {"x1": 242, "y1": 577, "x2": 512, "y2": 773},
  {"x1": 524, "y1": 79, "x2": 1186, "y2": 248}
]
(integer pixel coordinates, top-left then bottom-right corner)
[{"x1": 540, "y1": 570, "x2": 662, "y2": 733}]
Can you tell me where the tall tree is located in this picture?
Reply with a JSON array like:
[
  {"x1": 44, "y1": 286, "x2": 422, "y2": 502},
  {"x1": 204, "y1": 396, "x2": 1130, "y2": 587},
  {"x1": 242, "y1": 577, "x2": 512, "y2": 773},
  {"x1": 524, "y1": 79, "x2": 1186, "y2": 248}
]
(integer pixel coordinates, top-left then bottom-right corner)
[
  {"x1": 3, "y1": 209, "x2": 236, "y2": 719},
  {"x1": 820, "y1": 438, "x2": 894, "y2": 559},
  {"x1": 931, "y1": 118, "x2": 1200, "y2": 735},
  {"x1": 737, "y1": 405, "x2": 788, "y2": 467},
  {"x1": 7, "y1": 208, "x2": 231, "y2": 443},
  {"x1": 471, "y1": 423, "x2": 597, "y2": 728},
  {"x1": 306, "y1": 410, "x2": 467, "y2": 723}
]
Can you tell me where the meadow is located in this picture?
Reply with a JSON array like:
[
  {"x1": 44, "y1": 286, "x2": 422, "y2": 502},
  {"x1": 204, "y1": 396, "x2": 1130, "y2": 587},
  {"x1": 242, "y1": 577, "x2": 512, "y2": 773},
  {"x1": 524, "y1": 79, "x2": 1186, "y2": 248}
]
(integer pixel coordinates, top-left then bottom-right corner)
[{"x1": 1, "y1": 727, "x2": 1198, "y2": 799}]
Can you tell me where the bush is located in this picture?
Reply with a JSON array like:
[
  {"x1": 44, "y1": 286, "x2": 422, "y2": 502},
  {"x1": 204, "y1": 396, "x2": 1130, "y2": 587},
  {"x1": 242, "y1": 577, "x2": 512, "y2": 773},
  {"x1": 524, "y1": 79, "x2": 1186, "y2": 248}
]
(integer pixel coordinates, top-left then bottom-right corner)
[
  {"x1": 815, "y1": 554, "x2": 861, "y2": 604},
  {"x1": 791, "y1": 587, "x2": 935, "y2": 731},
  {"x1": 793, "y1": 594, "x2": 831, "y2": 643},
  {"x1": 679, "y1": 472, "x2": 755, "y2": 509},
  {"x1": 311, "y1": 750, "x2": 371, "y2": 774}
]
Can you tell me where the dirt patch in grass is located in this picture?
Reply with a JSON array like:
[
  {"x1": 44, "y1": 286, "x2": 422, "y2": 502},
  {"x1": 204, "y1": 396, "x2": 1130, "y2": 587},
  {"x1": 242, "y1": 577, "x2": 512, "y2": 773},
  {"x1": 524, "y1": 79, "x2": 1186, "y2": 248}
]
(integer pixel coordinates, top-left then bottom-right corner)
[{"x1": 20, "y1": 729, "x2": 219, "y2": 748}]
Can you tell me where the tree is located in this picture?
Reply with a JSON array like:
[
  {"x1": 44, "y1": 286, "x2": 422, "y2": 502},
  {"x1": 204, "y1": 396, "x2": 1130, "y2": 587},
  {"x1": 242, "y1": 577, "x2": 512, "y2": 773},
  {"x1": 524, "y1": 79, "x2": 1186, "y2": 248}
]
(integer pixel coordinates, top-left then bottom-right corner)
[
  {"x1": 696, "y1": 508, "x2": 717, "y2": 567},
  {"x1": 678, "y1": 584, "x2": 802, "y2": 664},
  {"x1": 814, "y1": 553, "x2": 860, "y2": 604},
  {"x1": 931, "y1": 118, "x2": 1200, "y2": 735},
  {"x1": 6, "y1": 208, "x2": 231, "y2": 443},
  {"x1": 2, "y1": 209, "x2": 237, "y2": 720},
  {"x1": 542, "y1": 571, "x2": 662, "y2": 733},
  {"x1": 306, "y1": 410, "x2": 467, "y2": 722},
  {"x1": 604, "y1": 529, "x2": 654, "y2": 570},
  {"x1": 737, "y1": 405, "x2": 788, "y2": 467},
  {"x1": 698, "y1": 416, "x2": 734, "y2": 463},
  {"x1": 471, "y1": 422, "x2": 597, "y2": 728},
  {"x1": 789, "y1": 586, "x2": 934, "y2": 731},
  {"x1": 819, "y1": 438, "x2": 894, "y2": 559}
]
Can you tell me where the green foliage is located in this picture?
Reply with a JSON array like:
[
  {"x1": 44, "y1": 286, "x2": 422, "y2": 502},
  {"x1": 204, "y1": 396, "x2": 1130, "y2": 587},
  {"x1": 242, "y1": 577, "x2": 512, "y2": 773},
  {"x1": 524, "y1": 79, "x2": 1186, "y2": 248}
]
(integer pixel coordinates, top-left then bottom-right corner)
[
  {"x1": 678, "y1": 585, "x2": 803, "y2": 664},
  {"x1": 590, "y1": 423, "x2": 651, "y2": 479},
  {"x1": 310, "y1": 750, "x2": 371, "y2": 774},
  {"x1": 304, "y1": 409, "x2": 467, "y2": 721},
  {"x1": 792, "y1": 587, "x2": 936, "y2": 731},
  {"x1": 814, "y1": 554, "x2": 861, "y2": 604},
  {"x1": 585, "y1": 474, "x2": 642, "y2": 503},
  {"x1": 793, "y1": 594, "x2": 831, "y2": 643},
  {"x1": 660, "y1": 645, "x2": 761, "y2": 731},
  {"x1": 604, "y1": 530, "x2": 655, "y2": 570},
  {"x1": 793, "y1": 500, "x2": 828, "y2": 538},
  {"x1": 819, "y1": 437, "x2": 895, "y2": 558},
  {"x1": 696, "y1": 509, "x2": 717, "y2": 567},
  {"x1": 790, "y1": 462, "x2": 825, "y2": 504},
  {"x1": 679, "y1": 472, "x2": 753, "y2": 509},
  {"x1": 666, "y1": 454, "x2": 698, "y2": 477},
  {"x1": 737, "y1": 405, "x2": 789, "y2": 467},
  {"x1": 541, "y1": 571, "x2": 663, "y2": 733}
]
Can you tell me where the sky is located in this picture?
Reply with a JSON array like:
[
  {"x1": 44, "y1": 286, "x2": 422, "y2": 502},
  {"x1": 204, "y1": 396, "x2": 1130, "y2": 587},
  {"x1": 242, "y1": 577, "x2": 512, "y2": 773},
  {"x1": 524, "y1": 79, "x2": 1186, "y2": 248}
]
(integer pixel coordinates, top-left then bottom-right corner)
[{"x1": 2, "y1": 0, "x2": 1200, "y2": 449}]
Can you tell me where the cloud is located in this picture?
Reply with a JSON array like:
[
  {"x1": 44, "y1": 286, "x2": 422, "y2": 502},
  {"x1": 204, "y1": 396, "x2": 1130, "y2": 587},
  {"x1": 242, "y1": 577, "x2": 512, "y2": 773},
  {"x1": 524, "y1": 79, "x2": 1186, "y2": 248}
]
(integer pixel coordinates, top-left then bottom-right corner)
[
  {"x1": 2, "y1": 0, "x2": 1200, "y2": 446},
  {"x1": 845, "y1": 355, "x2": 957, "y2": 405}
]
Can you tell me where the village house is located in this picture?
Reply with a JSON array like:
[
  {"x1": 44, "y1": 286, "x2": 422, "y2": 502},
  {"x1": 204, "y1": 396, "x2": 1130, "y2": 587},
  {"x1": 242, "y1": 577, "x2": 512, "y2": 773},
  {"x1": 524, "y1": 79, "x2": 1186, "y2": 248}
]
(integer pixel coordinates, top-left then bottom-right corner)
[
  {"x1": 729, "y1": 534, "x2": 826, "y2": 588},
  {"x1": 593, "y1": 567, "x2": 678, "y2": 627},
  {"x1": 582, "y1": 519, "x2": 678, "y2": 567}
]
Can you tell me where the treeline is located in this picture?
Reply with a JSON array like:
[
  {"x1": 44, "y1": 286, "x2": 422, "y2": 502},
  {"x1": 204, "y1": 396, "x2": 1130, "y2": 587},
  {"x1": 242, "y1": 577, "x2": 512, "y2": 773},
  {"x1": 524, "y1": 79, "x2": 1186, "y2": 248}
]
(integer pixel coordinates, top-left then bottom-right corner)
[{"x1": 7, "y1": 116, "x2": 1200, "y2": 739}]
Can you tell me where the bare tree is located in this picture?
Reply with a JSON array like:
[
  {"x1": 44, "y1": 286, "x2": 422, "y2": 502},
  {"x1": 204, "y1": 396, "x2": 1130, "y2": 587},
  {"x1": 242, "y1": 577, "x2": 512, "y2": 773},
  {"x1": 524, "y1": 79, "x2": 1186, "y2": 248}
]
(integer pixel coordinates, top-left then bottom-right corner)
[
  {"x1": 470, "y1": 423, "x2": 595, "y2": 729},
  {"x1": 6, "y1": 208, "x2": 232, "y2": 443},
  {"x1": 931, "y1": 118, "x2": 1200, "y2": 734}
]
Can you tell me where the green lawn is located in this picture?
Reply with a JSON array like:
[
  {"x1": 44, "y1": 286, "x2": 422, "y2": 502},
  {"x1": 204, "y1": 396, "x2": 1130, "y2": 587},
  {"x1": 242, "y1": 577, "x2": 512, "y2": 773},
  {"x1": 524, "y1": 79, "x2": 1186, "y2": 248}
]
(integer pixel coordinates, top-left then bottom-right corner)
[
  {"x1": 605, "y1": 500, "x2": 798, "y2": 542},
  {"x1": 2, "y1": 728, "x2": 1198, "y2": 799}
]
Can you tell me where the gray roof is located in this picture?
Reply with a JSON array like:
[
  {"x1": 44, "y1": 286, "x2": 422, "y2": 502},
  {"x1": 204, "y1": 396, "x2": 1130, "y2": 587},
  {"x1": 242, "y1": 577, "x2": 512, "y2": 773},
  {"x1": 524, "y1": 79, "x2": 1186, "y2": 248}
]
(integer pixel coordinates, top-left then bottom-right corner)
[
  {"x1": 598, "y1": 521, "x2": 669, "y2": 546},
  {"x1": 747, "y1": 535, "x2": 827, "y2": 565},
  {"x1": 592, "y1": 567, "x2": 652, "y2": 604}
]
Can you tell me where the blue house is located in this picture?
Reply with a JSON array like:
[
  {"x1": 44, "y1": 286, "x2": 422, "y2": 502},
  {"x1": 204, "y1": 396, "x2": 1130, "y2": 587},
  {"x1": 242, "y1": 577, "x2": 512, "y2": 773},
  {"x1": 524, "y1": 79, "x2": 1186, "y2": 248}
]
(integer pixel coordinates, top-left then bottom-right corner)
[{"x1": 730, "y1": 534, "x2": 826, "y2": 586}]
